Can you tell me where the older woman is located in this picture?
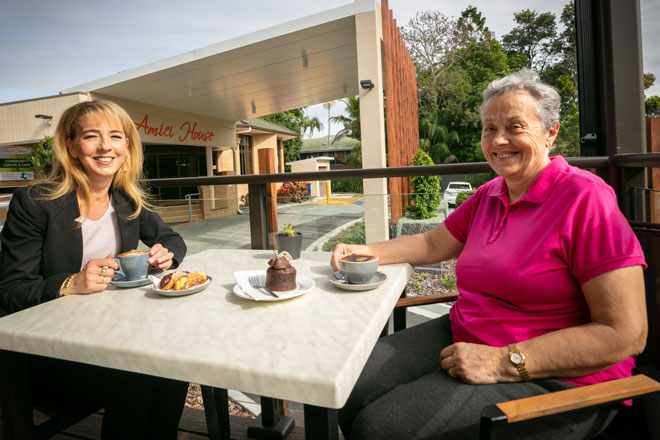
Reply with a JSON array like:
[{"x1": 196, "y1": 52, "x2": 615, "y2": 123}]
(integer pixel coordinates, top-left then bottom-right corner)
[
  {"x1": 0, "y1": 100, "x2": 188, "y2": 438},
  {"x1": 332, "y1": 70, "x2": 647, "y2": 439}
]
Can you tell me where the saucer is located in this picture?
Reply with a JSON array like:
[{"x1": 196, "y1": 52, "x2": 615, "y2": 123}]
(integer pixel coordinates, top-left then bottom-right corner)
[
  {"x1": 110, "y1": 269, "x2": 162, "y2": 288},
  {"x1": 328, "y1": 271, "x2": 387, "y2": 291}
]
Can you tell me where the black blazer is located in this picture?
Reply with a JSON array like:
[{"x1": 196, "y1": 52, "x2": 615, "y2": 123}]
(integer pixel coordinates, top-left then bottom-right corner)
[{"x1": 0, "y1": 185, "x2": 186, "y2": 316}]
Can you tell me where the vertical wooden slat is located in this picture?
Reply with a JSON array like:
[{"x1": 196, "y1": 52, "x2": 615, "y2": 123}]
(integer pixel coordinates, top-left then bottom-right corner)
[
  {"x1": 648, "y1": 118, "x2": 660, "y2": 222},
  {"x1": 257, "y1": 149, "x2": 278, "y2": 249},
  {"x1": 382, "y1": 2, "x2": 419, "y2": 224}
]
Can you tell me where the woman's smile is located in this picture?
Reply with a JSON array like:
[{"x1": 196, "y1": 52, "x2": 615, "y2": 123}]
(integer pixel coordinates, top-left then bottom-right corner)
[
  {"x1": 480, "y1": 90, "x2": 559, "y2": 201},
  {"x1": 66, "y1": 113, "x2": 128, "y2": 187}
]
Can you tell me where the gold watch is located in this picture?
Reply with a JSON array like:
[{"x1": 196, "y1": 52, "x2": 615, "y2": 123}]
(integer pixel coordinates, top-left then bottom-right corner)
[{"x1": 508, "y1": 343, "x2": 531, "y2": 381}]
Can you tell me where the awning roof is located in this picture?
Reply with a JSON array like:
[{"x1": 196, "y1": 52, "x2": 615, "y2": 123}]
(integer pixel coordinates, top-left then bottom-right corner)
[{"x1": 62, "y1": 1, "x2": 373, "y2": 121}]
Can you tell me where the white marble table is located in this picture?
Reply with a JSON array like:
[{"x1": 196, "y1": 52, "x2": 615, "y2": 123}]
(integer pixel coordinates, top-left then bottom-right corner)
[{"x1": 0, "y1": 249, "x2": 413, "y2": 438}]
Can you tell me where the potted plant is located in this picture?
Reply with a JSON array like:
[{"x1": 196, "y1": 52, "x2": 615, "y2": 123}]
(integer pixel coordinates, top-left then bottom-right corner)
[{"x1": 275, "y1": 223, "x2": 303, "y2": 259}]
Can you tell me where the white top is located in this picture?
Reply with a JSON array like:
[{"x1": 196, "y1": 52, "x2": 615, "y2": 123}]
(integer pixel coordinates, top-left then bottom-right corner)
[
  {"x1": 0, "y1": 250, "x2": 413, "y2": 408},
  {"x1": 79, "y1": 197, "x2": 121, "y2": 269}
]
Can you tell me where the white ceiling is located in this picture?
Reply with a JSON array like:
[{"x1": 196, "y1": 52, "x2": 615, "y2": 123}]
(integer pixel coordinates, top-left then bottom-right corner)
[{"x1": 62, "y1": 2, "x2": 370, "y2": 121}]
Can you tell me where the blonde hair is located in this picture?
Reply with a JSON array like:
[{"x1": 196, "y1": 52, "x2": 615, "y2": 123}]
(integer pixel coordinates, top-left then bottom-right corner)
[{"x1": 41, "y1": 99, "x2": 150, "y2": 219}]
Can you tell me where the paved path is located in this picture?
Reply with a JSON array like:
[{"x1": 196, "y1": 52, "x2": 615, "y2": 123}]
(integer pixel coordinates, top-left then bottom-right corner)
[{"x1": 172, "y1": 203, "x2": 364, "y2": 255}]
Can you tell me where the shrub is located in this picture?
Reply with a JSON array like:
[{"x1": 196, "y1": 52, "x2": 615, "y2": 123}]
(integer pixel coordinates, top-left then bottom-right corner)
[
  {"x1": 322, "y1": 223, "x2": 366, "y2": 251},
  {"x1": 406, "y1": 150, "x2": 441, "y2": 219},
  {"x1": 465, "y1": 173, "x2": 497, "y2": 188},
  {"x1": 331, "y1": 179, "x2": 363, "y2": 193},
  {"x1": 455, "y1": 190, "x2": 476, "y2": 208},
  {"x1": 277, "y1": 182, "x2": 309, "y2": 204}
]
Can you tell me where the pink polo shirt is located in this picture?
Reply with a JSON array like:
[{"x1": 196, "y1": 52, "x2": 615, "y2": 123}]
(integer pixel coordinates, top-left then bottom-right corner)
[{"x1": 444, "y1": 156, "x2": 646, "y2": 386}]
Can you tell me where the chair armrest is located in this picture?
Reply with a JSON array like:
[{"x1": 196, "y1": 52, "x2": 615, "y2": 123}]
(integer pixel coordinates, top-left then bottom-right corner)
[
  {"x1": 396, "y1": 294, "x2": 458, "y2": 308},
  {"x1": 480, "y1": 373, "x2": 660, "y2": 437}
]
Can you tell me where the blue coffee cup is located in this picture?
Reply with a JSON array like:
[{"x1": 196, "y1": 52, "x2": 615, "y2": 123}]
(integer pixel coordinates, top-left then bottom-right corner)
[
  {"x1": 338, "y1": 254, "x2": 380, "y2": 284},
  {"x1": 114, "y1": 250, "x2": 150, "y2": 281}
]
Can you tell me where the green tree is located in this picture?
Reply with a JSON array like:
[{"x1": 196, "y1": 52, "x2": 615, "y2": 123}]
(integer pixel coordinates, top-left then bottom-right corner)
[
  {"x1": 300, "y1": 113, "x2": 323, "y2": 139},
  {"x1": 645, "y1": 73, "x2": 656, "y2": 90},
  {"x1": 329, "y1": 96, "x2": 361, "y2": 141},
  {"x1": 501, "y1": 3, "x2": 580, "y2": 156},
  {"x1": 553, "y1": 103, "x2": 581, "y2": 155},
  {"x1": 540, "y1": 3, "x2": 578, "y2": 119},
  {"x1": 646, "y1": 96, "x2": 660, "y2": 118},
  {"x1": 406, "y1": 150, "x2": 441, "y2": 220},
  {"x1": 322, "y1": 101, "x2": 336, "y2": 146},
  {"x1": 29, "y1": 136, "x2": 55, "y2": 178},
  {"x1": 419, "y1": 109, "x2": 458, "y2": 164},
  {"x1": 261, "y1": 109, "x2": 304, "y2": 164},
  {"x1": 404, "y1": 7, "x2": 509, "y2": 164},
  {"x1": 346, "y1": 141, "x2": 362, "y2": 168},
  {"x1": 644, "y1": 73, "x2": 660, "y2": 118},
  {"x1": 501, "y1": 9, "x2": 559, "y2": 74}
]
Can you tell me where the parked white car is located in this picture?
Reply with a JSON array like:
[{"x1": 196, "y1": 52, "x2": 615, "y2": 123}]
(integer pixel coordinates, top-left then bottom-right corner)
[{"x1": 443, "y1": 182, "x2": 473, "y2": 205}]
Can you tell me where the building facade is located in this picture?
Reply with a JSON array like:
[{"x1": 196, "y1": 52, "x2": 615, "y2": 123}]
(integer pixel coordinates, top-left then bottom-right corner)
[{"x1": 0, "y1": 94, "x2": 297, "y2": 223}]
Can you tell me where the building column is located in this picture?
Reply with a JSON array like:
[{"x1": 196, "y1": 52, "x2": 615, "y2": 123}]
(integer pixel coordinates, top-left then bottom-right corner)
[
  {"x1": 206, "y1": 146, "x2": 215, "y2": 209},
  {"x1": 355, "y1": 0, "x2": 388, "y2": 243}
]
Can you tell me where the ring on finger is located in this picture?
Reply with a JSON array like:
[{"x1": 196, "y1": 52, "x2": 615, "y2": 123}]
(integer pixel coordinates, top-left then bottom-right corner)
[
  {"x1": 448, "y1": 367, "x2": 456, "y2": 378},
  {"x1": 101, "y1": 266, "x2": 108, "y2": 276},
  {"x1": 102, "y1": 275, "x2": 107, "y2": 284}
]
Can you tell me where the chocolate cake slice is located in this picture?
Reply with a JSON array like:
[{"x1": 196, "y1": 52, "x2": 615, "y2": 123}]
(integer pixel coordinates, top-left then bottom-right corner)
[{"x1": 266, "y1": 256, "x2": 297, "y2": 291}]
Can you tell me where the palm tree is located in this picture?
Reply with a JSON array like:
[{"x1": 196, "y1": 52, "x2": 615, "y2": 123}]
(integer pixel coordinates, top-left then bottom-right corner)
[
  {"x1": 322, "y1": 101, "x2": 336, "y2": 145},
  {"x1": 301, "y1": 115, "x2": 323, "y2": 139},
  {"x1": 419, "y1": 110, "x2": 459, "y2": 164},
  {"x1": 329, "y1": 96, "x2": 361, "y2": 142}
]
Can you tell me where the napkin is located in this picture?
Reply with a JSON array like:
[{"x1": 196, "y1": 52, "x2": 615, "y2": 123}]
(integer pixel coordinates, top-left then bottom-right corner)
[{"x1": 233, "y1": 270, "x2": 298, "y2": 301}]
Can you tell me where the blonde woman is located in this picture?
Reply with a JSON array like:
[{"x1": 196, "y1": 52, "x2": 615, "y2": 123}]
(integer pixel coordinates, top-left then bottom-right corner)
[{"x1": 0, "y1": 100, "x2": 188, "y2": 438}]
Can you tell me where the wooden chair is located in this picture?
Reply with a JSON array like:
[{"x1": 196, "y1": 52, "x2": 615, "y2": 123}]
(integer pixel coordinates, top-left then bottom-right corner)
[
  {"x1": 390, "y1": 224, "x2": 660, "y2": 439},
  {"x1": 0, "y1": 351, "x2": 102, "y2": 440}
]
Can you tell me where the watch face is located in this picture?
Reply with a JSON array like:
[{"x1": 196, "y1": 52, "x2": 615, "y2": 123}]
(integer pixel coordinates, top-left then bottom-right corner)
[{"x1": 511, "y1": 352, "x2": 523, "y2": 364}]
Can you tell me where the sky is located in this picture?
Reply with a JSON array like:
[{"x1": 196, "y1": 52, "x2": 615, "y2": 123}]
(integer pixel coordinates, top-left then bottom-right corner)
[{"x1": 0, "y1": 0, "x2": 657, "y2": 136}]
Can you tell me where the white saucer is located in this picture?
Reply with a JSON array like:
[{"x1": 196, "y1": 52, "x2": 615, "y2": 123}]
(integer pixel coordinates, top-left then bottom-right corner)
[
  {"x1": 328, "y1": 271, "x2": 387, "y2": 291},
  {"x1": 151, "y1": 276, "x2": 212, "y2": 297},
  {"x1": 233, "y1": 275, "x2": 315, "y2": 302}
]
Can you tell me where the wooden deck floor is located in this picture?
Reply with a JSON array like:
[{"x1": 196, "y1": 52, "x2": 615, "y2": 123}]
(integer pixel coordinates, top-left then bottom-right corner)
[{"x1": 2, "y1": 407, "x2": 344, "y2": 439}]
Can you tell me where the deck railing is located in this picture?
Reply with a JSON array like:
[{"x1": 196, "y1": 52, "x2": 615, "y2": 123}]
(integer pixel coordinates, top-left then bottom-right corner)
[
  {"x1": 3, "y1": 153, "x2": 660, "y2": 243},
  {"x1": 139, "y1": 154, "x2": 660, "y2": 249}
]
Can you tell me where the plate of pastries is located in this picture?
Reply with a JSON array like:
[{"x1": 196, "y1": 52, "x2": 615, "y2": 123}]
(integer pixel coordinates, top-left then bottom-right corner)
[{"x1": 150, "y1": 270, "x2": 211, "y2": 297}]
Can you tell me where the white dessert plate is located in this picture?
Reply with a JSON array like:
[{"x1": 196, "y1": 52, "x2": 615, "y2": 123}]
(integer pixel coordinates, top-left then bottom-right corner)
[
  {"x1": 110, "y1": 269, "x2": 162, "y2": 288},
  {"x1": 150, "y1": 272, "x2": 212, "y2": 297},
  {"x1": 328, "y1": 271, "x2": 387, "y2": 291},
  {"x1": 233, "y1": 270, "x2": 315, "y2": 302}
]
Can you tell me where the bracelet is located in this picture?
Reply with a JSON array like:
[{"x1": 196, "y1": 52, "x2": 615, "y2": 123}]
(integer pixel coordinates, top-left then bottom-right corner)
[{"x1": 61, "y1": 274, "x2": 76, "y2": 296}]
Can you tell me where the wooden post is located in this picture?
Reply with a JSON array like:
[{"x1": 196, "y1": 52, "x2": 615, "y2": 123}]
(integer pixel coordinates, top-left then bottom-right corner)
[
  {"x1": 647, "y1": 118, "x2": 660, "y2": 223},
  {"x1": 258, "y1": 149, "x2": 278, "y2": 249},
  {"x1": 248, "y1": 183, "x2": 268, "y2": 250},
  {"x1": 382, "y1": 0, "x2": 420, "y2": 224}
]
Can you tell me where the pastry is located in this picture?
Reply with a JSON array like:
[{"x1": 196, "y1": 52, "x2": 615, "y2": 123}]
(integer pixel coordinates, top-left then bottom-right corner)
[
  {"x1": 266, "y1": 255, "x2": 297, "y2": 291},
  {"x1": 159, "y1": 271, "x2": 207, "y2": 290}
]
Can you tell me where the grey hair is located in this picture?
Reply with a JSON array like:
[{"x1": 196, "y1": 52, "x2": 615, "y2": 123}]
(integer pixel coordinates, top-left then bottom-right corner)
[{"x1": 481, "y1": 69, "x2": 561, "y2": 130}]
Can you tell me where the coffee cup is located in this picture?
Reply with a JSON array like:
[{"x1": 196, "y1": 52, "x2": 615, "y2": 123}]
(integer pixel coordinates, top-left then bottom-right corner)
[
  {"x1": 338, "y1": 254, "x2": 379, "y2": 284},
  {"x1": 114, "y1": 250, "x2": 150, "y2": 281}
]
